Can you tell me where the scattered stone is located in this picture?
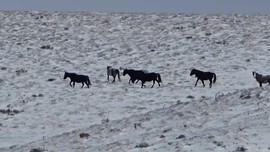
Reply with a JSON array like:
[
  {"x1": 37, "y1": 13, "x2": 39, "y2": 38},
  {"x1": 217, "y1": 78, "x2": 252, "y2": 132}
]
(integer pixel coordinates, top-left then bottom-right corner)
[
  {"x1": 186, "y1": 36, "x2": 192, "y2": 40},
  {"x1": 1, "y1": 67, "x2": 7, "y2": 70},
  {"x1": 176, "y1": 134, "x2": 186, "y2": 139},
  {"x1": 205, "y1": 32, "x2": 212, "y2": 36},
  {"x1": 16, "y1": 68, "x2": 28, "y2": 75},
  {"x1": 40, "y1": 45, "x2": 53, "y2": 50},
  {"x1": 240, "y1": 94, "x2": 251, "y2": 99},
  {"x1": 215, "y1": 40, "x2": 227, "y2": 45},
  {"x1": 79, "y1": 133, "x2": 90, "y2": 138},
  {"x1": 0, "y1": 109, "x2": 22, "y2": 115},
  {"x1": 172, "y1": 26, "x2": 183, "y2": 30},
  {"x1": 133, "y1": 123, "x2": 141, "y2": 129},
  {"x1": 110, "y1": 128, "x2": 121, "y2": 133},
  {"x1": 30, "y1": 148, "x2": 45, "y2": 152},
  {"x1": 159, "y1": 135, "x2": 166, "y2": 138},
  {"x1": 101, "y1": 118, "x2": 110, "y2": 124},
  {"x1": 163, "y1": 128, "x2": 172, "y2": 133},
  {"x1": 35, "y1": 15, "x2": 43, "y2": 20},
  {"x1": 47, "y1": 78, "x2": 56, "y2": 82},
  {"x1": 213, "y1": 141, "x2": 226, "y2": 147},
  {"x1": 135, "y1": 142, "x2": 149, "y2": 148},
  {"x1": 32, "y1": 94, "x2": 44, "y2": 98},
  {"x1": 187, "y1": 95, "x2": 195, "y2": 99},
  {"x1": 235, "y1": 146, "x2": 247, "y2": 152},
  {"x1": 176, "y1": 100, "x2": 181, "y2": 104}
]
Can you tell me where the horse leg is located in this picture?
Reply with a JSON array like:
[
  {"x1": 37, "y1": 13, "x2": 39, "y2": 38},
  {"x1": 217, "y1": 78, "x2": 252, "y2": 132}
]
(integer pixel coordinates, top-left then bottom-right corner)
[
  {"x1": 151, "y1": 80, "x2": 155, "y2": 88},
  {"x1": 141, "y1": 81, "x2": 145, "y2": 88},
  {"x1": 107, "y1": 75, "x2": 109, "y2": 82},
  {"x1": 73, "y1": 82, "x2": 75, "y2": 88},
  {"x1": 209, "y1": 79, "x2": 212, "y2": 88},
  {"x1": 112, "y1": 76, "x2": 115, "y2": 83},
  {"x1": 260, "y1": 82, "x2": 262, "y2": 87},
  {"x1": 157, "y1": 80, "x2": 160, "y2": 86},
  {"x1": 81, "y1": 82, "x2": 84, "y2": 88},
  {"x1": 118, "y1": 74, "x2": 121, "y2": 82},
  {"x1": 195, "y1": 79, "x2": 199, "y2": 87},
  {"x1": 85, "y1": 81, "x2": 89, "y2": 88},
  {"x1": 69, "y1": 81, "x2": 73, "y2": 87},
  {"x1": 155, "y1": 80, "x2": 160, "y2": 87},
  {"x1": 201, "y1": 80, "x2": 205, "y2": 87}
]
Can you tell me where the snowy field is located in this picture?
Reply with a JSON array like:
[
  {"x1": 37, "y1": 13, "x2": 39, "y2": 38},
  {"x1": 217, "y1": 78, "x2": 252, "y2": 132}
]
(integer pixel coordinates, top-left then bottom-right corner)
[{"x1": 0, "y1": 11, "x2": 270, "y2": 151}]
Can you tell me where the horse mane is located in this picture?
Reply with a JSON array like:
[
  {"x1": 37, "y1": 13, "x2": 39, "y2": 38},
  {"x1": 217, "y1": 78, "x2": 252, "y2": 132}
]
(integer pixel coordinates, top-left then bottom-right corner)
[{"x1": 191, "y1": 68, "x2": 202, "y2": 73}]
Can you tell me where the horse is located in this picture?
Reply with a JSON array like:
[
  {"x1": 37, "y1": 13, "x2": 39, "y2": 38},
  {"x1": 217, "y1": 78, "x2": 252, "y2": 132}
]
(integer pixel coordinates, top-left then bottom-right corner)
[
  {"x1": 136, "y1": 72, "x2": 162, "y2": 88},
  {"x1": 190, "y1": 69, "x2": 216, "y2": 88},
  {"x1": 64, "y1": 72, "x2": 91, "y2": 88},
  {"x1": 252, "y1": 71, "x2": 270, "y2": 87},
  {"x1": 107, "y1": 66, "x2": 121, "y2": 83},
  {"x1": 123, "y1": 69, "x2": 148, "y2": 84}
]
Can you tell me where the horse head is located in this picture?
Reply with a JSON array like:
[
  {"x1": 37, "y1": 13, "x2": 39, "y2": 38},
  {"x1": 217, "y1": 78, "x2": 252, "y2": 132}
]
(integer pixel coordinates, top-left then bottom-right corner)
[
  {"x1": 190, "y1": 69, "x2": 195, "y2": 76},
  {"x1": 107, "y1": 66, "x2": 112, "y2": 70},
  {"x1": 252, "y1": 71, "x2": 261, "y2": 78},
  {"x1": 63, "y1": 72, "x2": 68, "y2": 79},
  {"x1": 123, "y1": 69, "x2": 127, "y2": 76}
]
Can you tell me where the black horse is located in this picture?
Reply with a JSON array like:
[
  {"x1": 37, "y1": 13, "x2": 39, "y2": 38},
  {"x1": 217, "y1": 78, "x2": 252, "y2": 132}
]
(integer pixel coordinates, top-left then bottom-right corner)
[
  {"x1": 123, "y1": 69, "x2": 147, "y2": 84},
  {"x1": 64, "y1": 72, "x2": 91, "y2": 88},
  {"x1": 190, "y1": 69, "x2": 216, "y2": 88},
  {"x1": 252, "y1": 71, "x2": 270, "y2": 87},
  {"x1": 107, "y1": 66, "x2": 121, "y2": 83},
  {"x1": 138, "y1": 72, "x2": 162, "y2": 88}
]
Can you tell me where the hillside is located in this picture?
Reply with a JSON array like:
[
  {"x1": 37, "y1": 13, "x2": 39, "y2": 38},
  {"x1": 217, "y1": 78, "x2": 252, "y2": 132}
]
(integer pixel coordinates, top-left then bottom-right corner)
[{"x1": 0, "y1": 11, "x2": 270, "y2": 151}]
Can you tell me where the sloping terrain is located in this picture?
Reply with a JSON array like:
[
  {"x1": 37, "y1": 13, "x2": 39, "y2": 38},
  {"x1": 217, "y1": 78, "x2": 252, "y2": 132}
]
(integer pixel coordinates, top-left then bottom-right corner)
[{"x1": 0, "y1": 11, "x2": 270, "y2": 151}]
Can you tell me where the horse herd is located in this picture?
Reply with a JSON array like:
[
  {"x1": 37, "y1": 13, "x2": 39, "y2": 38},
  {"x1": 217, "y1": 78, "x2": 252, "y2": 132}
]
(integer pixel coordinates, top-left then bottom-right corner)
[{"x1": 63, "y1": 66, "x2": 269, "y2": 88}]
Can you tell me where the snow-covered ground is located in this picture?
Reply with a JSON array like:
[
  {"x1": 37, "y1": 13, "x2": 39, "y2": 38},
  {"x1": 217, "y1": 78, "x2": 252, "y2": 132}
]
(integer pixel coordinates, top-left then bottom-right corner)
[{"x1": 0, "y1": 11, "x2": 270, "y2": 152}]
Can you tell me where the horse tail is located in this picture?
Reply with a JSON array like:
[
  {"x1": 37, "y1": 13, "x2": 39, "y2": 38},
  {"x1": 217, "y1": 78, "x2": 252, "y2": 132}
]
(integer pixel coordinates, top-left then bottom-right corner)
[
  {"x1": 117, "y1": 70, "x2": 121, "y2": 82},
  {"x1": 87, "y1": 76, "x2": 91, "y2": 85},
  {"x1": 157, "y1": 73, "x2": 162, "y2": 83},
  {"x1": 213, "y1": 73, "x2": 216, "y2": 83}
]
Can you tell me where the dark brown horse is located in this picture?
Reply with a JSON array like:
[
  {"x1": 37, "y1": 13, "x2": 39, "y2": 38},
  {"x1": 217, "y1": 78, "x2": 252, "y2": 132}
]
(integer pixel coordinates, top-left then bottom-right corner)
[
  {"x1": 64, "y1": 72, "x2": 91, "y2": 88},
  {"x1": 123, "y1": 69, "x2": 147, "y2": 84},
  {"x1": 138, "y1": 72, "x2": 162, "y2": 88},
  {"x1": 190, "y1": 69, "x2": 216, "y2": 88}
]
